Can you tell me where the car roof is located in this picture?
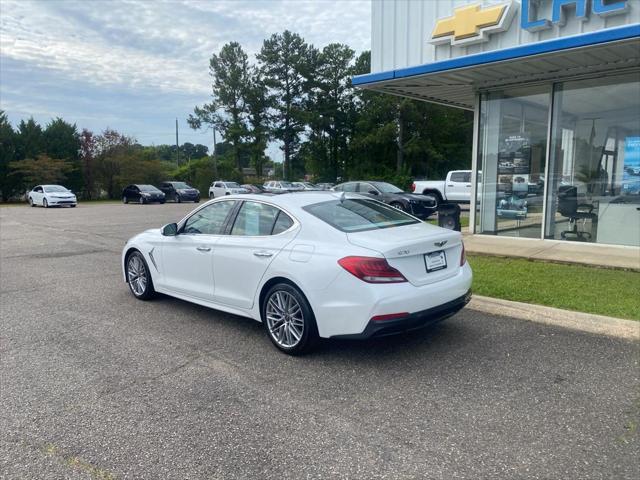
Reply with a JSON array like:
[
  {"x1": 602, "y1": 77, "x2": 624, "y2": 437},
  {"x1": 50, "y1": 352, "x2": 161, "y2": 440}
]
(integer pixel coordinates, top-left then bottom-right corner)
[{"x1": 220, "y1": 191, "x2": 361, "y2": 209}]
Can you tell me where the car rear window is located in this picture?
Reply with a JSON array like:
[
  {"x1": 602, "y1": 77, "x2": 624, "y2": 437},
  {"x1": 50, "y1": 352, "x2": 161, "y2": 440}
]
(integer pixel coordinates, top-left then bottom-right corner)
[{"x1": 303, "y1": 198, "x2": 419, "y2": 232}]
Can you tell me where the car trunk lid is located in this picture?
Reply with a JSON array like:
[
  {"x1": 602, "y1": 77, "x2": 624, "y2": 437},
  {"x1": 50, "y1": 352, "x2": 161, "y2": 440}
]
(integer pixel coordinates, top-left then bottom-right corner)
[{"x1": 346, "y1": 223, "x2": 462, "y2": 286}]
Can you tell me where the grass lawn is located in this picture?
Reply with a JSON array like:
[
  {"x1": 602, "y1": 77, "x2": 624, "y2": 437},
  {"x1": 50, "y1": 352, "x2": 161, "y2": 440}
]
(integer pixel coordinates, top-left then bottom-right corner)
[
  {"x1": 468, "y1": 254, "x2": 640, "y2": 320},
  {"x1": 427, "y1": 216, "x2": 470, "y2": 228}
]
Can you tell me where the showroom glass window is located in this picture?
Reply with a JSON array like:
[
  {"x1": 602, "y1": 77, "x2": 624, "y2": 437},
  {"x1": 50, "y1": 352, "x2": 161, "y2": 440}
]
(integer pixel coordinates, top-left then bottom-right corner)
[
  {"x1": 476, "y1": 86, "x2": 550, "y2": 238},
  {"x1": 545, "y1": 74, "x2": 640, "y2": 247}
]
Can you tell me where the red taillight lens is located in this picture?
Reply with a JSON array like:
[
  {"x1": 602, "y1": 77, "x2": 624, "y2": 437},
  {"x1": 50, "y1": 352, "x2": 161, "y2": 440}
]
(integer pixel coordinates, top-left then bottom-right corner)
[
  {"x1": 460, "y1": 241, "x2": 466, "y2": 266},
  {"x1": 411, "y1": 183, "x2": 416, "y2": 192},
  {"x1": 338, "y1": 256, "x2": 407, "y2": 283}
]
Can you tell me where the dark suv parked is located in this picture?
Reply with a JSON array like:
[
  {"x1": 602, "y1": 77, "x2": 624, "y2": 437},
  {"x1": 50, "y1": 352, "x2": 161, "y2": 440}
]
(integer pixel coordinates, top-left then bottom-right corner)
[{"x1": 158, "y1": 181, "x2": 200, "y2": 203}]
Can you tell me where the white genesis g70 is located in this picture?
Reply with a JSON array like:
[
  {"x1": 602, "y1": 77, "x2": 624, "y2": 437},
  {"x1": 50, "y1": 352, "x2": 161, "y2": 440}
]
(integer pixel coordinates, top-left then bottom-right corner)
[{"x1": 122, "y1": 192, "x2": 472, "y2": 354}]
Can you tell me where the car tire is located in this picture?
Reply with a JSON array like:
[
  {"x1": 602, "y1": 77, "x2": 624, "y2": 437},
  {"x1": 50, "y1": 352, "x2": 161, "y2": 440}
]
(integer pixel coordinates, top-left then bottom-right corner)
[
  {"x1": 125, "y1": 251, "x2": 156, "y2": 300},
  {"x1": 209, "y1": 193, "x2": 214, "y2": 199},
  {"x1": 424, "y1": 190, "x2": 443, "y2": 207},
  {"x1": 262, "y1": 283, "x2": 318, "y2": 355},
  {"x1": 29, "y1": 197, "x2": 35, "y2": 207},
  {"x1": 123, "y1": 196, "x2": 128, "y2": 204},
  {"x1": 160, "y1": 200, "x2": 165, "y2": 204},
  {"x1": 177, "y1": 195, "x2": 182, "y2": 203},
  {"x1": 390, "y1": 201, "x2": 407, "y2": 212},
  {"x1": 139, "y1": 197, "x2": 145, "y2": 205},
  {"x1": 195, "y1": 198, "x2": 200, "y2": 203},
  {"x1": 70, "y1": 204, "x2": 76, "y2": 208},
  {"x1": 43, "y1": 198, "x2": 48, "y2": 208}
]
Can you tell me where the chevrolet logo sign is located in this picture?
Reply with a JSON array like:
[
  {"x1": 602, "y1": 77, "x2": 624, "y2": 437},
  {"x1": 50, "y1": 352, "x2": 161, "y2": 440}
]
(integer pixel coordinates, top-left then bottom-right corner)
[{"x1": 431, "y1": 2, "x2": 515, "y2": 46}]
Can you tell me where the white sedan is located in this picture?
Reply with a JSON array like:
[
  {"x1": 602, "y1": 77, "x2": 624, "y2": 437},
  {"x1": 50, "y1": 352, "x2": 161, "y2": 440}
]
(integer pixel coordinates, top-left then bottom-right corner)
[
  {"x1": 122, "y1": 192, "x2": 472, "y2": 354},
  {"x1": 28, "y1": 185, "x2": 77, "y2": 208}
]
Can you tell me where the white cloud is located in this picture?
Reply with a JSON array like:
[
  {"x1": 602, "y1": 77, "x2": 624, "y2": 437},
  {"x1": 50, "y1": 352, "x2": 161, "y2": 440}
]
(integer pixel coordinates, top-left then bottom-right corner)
[{"x1": 0, "y1": 0, "x2": 370, "y2": 96}]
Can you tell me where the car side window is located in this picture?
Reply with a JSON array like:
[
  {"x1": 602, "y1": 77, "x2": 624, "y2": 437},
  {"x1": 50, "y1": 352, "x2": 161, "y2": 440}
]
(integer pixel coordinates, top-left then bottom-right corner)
[
  {"x1": 450, "y1": 172, "x2": 466, "y2": 183},
  {"x1": 359, "y1": 183, "x2": 375, "y2": 194},
  {"x1": 183, "y1": 201, "x2": 236, "y2": 235},
  {"x1": 342, "y1": 183, "x2": 358, "y2": 192},
  {"x1": 272, "y1": 211, "x2": 294, "y2": 235},
  {"x1": 34, "y1": 186, "x2": 43, "y2": 193},
  {"x1": 462, "y1": 172, "x2": 471, "y2": 183},
  {"x1": 214, "y1": 182, "x2": 223, "y2": 188},
  {"x1": 231, "y1": 201, "x2": 280, "y2": 236}
]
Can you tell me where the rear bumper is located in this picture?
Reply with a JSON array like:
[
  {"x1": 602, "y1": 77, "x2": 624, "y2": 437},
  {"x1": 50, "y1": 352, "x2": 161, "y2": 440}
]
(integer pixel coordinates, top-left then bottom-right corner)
[{"x1": 331, "y1": 289, "x2": 471, "y2": 339}]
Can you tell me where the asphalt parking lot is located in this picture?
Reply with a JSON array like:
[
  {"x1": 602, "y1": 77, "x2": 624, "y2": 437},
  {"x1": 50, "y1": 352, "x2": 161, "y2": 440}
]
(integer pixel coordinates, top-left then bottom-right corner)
[{"x1": 1, "y1": 202, "x2": 638, "y2": 479}]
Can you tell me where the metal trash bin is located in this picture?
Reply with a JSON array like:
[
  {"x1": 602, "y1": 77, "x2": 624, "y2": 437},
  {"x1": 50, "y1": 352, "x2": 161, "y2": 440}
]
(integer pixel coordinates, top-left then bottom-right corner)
[{"x1": 437, "y1": 203, "x2": 461, "y2": 231}]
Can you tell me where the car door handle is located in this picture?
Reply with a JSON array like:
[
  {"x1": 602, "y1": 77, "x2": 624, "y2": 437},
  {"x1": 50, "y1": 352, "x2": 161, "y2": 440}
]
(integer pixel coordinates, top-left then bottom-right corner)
[
  {"x1": 196, "y1": 246, "x2": 211, "y2": 252},
  {"x1": 447, "y1": 184, "x2": 454, "y2": 187},
  {"x1": 253, "y1": 251, "x2": 273, "y2": 258}
]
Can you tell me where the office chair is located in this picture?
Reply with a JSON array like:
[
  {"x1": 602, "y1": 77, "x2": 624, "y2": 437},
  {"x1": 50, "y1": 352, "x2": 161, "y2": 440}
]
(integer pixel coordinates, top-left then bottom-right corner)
[{"x1": 557, "y1": 185, "x2": 597, "y2": 241}]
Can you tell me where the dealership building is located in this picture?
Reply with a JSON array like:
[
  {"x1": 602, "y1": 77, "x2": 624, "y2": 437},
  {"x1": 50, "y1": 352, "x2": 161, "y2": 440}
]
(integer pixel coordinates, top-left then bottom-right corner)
[{"x1": 354, "y1": 0, "x2": 640, "y2": 247}]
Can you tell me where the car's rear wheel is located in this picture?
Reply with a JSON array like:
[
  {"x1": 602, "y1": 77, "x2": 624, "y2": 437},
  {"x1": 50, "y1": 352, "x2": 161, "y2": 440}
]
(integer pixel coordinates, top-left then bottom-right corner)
[
  {"x1": 123, "y1": 196, "x2": 128, "y2": 204},
  {"x1": 29, "y1": 197, "x2": 35, "y2": 207},
  {"x1": 43, "y1": 198, "x2": 48, "y2": 208},
  {"x1": 126, "y1": 251, "x2": 155, "y2": 300},
  {"x1": 262, "y1": 283, "x2": 318, "y2": 355},
  {"x1": 209, "y1": 193, "x2": 214, "y2": 199}
]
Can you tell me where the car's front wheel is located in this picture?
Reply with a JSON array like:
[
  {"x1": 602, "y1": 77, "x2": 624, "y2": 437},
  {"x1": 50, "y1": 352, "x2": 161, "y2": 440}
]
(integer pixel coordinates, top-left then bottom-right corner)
[
  {"x1": 262, "y1": 283, "x2": 318, "y2": 355},
  {"x1": 126, "y1": 251, "x2": 155, "y2": 300},
  {"x1": 176, "y1": 195, "x2": 182, "y2": 203},
  {"x1": 139, "y1": 197, "x2": 145, "y2": 205},
  {"x1": 390, "y1": 201, "x2": 407, "y2": 212},
  {"x1": 123, "y1": 196, "x2": 128, "y2": 204},
  {"x1": 43, "y1": 198, "x2": 48, "y2": 208}
]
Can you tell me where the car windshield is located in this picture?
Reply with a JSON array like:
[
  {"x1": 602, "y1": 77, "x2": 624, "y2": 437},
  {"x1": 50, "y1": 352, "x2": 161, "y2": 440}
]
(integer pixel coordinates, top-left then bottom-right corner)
[
  {"x1": 303, "y1": 198, "x2": 419, "y2": 232},
  {"x1": 280, "y1": 182, "x2": 294, "y2": 188},
  {"x1": 172, "y1": 182, "x2": 191, "y2": 189},
  {"x1": 373, "y1": 182, "x2": 403, "y2": 193},
  {"x1": 138, "y1": 185, "x2": 160, "y2": 192},
  {"x1": 44, "y1": 185, "x2": 68, "y2": 192},
  {"x1": 225, "y1": 182, "x2": 241, "y2": 188}
]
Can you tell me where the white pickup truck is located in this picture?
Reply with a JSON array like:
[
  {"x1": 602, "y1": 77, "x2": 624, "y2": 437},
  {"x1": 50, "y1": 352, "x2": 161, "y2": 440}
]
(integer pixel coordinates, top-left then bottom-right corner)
[{"x1": 411, "y1": 170, "x2": 472, "y2": 205}]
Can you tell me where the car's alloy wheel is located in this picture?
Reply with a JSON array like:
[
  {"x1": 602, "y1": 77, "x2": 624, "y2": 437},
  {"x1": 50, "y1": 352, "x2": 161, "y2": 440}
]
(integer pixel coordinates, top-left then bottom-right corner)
[
  {"x1": 209, "y1": 193, "x2": 214, "y2": 199},
  {"x1": 29, "y1": 197, "x2": 35, "y2": 207},
  {"x1": 123, "y1": 196, "x2": 128, "y2": 204},
  {"x1": 391, "y1": 202, "x2": 406, "y2": 212},
  {"x1": 126, "y1": 251, "x2": 155, "y2": 300},
  {"x1": 43, "y1": 198, "x2": 48, "y2": 208},
  {"x1": 263, "y1": 283, "x2": 317, "y2": 355},
  {"x1": 139, "y1": 197, "x2": 145, "y2": 204},
  {"x1": 177, "y1": 195, "x2": 182, "y2": 203}
]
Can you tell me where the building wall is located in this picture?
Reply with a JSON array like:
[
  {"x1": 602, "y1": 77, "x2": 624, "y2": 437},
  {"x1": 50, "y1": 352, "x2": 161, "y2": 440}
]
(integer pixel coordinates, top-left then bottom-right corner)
[{"x1": 371, "y1": 0, "x2": 640, "y2": 73}]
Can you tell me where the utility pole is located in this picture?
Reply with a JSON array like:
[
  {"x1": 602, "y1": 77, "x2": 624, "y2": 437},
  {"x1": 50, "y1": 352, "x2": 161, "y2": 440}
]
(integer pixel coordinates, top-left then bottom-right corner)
[
  {"x1": 175, "y1": 118, "x2": 180, "y2": 165},
  {"x1": 212, "y1": 127, "x2": 218, "y2": 178}
]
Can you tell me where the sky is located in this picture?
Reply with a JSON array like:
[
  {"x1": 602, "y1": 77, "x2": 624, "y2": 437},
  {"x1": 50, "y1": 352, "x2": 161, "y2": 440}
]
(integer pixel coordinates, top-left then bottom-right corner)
[{"x1": 0, "y1": 0, "x2": 371, "y2": 160}]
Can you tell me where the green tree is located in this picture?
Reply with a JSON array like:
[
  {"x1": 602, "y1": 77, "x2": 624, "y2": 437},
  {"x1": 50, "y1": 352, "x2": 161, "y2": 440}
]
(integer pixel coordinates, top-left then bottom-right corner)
[
  {"x1": 305, "y1": 43, "x2": 355, "y2": 181},
  {"x1": 15, "y1": 118, "x2": 44, "y2": 160},
  {"x1": 245, "y1": 66, "x2": 271, "y2": 177},
  {"x1": 43, "y1": 118, "x2": 81, "y2": 192},
  {"x1": 191, "y1": 42, "x2": 250, "y2": 171},
  {"x1": 9, "y1": 154, "x2": 74, "y2": 186},
  {"x1": 0, "y1": 112, "x2": 19, "y2": 201},
  {"x1": 258, "y1": 31, "x2": 311, "y2": 180}
]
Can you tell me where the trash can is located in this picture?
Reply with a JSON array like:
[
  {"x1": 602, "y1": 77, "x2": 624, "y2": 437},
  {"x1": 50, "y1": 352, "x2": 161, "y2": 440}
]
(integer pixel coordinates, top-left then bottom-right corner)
[{"x1": 437, "y1": 203, "x2": 461, "y2": 231}]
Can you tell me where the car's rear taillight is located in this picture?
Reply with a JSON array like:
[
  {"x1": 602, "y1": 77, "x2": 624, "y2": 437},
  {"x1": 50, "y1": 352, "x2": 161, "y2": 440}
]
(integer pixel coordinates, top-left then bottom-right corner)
[
  {"x1": 460, "y1": 241, "x2": 466, "y2": 266},
  {"x1": 411, "y1": 183, "x2": 416, "y2": 192},
  {"x1": 338, "y1": 256, "x2": 408, "y2": 283}
]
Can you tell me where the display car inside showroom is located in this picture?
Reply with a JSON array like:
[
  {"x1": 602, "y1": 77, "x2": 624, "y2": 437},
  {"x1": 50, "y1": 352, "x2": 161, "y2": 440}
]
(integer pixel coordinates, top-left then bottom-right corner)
[{"x1": 354, "y1": 0, "x2": 640, "y2": 247}]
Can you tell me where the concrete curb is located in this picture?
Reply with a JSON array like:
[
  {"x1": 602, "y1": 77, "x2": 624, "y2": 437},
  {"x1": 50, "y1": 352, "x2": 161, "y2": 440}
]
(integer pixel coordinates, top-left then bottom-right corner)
[{"x1": 468, "y1": 295, "x2": 640, "y2": 341}]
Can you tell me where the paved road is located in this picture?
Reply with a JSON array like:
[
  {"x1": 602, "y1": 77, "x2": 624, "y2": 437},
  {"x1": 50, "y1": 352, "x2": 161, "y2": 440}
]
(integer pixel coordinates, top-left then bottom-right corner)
[{"x1": 1, "y1": 202, "x2": 638, "y2": 479}]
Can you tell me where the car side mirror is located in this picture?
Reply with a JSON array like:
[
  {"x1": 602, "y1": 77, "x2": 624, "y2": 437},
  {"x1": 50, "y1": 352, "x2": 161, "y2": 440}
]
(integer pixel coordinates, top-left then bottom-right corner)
[
  {"x1": 368, "y1": 190, "x2": 378, "y2": 195},
  {"x1": 161, "y1": 223, "x2": 178, "y2": 236}
]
